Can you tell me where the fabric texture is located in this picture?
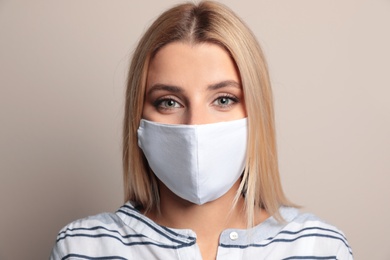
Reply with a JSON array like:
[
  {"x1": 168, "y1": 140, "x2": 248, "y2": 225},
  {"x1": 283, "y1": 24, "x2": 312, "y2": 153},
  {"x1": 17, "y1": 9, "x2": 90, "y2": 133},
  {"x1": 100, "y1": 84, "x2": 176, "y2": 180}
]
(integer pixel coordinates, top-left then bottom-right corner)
[
  {"x1": 50, "y1": 202, "x2": 353, "y2": 260},
  {"x1": 137, "y1": 118, "x2": 247, "y2": 205}
]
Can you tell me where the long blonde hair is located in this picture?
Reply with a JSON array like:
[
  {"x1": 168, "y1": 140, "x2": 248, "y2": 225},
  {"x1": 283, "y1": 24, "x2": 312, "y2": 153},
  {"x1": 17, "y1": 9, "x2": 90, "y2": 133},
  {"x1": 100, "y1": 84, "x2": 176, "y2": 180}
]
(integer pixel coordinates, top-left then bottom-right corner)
[{"x1": 123, "y1": 1, "x2": 293, "y2": 225}]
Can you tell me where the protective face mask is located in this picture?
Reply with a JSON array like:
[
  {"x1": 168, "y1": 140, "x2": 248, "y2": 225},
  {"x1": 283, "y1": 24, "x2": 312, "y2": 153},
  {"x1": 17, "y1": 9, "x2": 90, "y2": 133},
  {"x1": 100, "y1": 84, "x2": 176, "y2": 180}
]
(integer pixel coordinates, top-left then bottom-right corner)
[{"x1": 137, "y1": 118, "x2": 247, "y2": 205}]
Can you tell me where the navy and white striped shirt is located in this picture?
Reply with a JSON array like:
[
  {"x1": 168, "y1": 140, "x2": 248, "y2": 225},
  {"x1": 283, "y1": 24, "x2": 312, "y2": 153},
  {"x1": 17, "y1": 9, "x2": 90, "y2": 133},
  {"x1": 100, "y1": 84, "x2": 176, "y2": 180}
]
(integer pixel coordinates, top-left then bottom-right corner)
[{"x1": 50, "y1": 202, "x2": 353, "y2": 259}]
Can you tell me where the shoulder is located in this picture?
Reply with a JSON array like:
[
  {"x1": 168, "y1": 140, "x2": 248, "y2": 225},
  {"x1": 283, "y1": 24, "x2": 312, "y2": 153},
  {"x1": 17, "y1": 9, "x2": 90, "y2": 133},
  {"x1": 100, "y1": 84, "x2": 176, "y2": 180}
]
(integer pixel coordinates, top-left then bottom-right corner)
[
  {"x1": 280, "y1": 207, "x2": 349, "y2": 241},
  {"x1": 56, "y1": 210, "x2": 125, "y2": 239},
  {"x1": 58, "y1": 210, "x2": 122, "y2": 232},
  {"x1": 50, "y1": 202, "x2": 197, "y2": 259},
  {"x1": 276, "y1": 207, "x2": 353, "y2": 259},
  {"x1": 50, "y1": 209, "x2": 127, "y2": 259},
  {"x1": 236, "y1": 207, "x2": 353, "y2": 259}
]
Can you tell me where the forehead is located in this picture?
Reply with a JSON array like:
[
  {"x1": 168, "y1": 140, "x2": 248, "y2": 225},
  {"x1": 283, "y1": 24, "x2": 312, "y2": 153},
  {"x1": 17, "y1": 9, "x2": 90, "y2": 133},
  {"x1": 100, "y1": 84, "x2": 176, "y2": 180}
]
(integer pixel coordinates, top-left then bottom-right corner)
[{"x1": 146, "y1": 42, "x2": 240, "y2": 87}]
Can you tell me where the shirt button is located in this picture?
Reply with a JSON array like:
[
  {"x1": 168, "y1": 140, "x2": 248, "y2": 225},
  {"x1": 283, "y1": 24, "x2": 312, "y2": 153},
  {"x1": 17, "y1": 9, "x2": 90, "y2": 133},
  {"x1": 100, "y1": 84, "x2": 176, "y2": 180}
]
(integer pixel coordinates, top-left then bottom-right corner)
[{"x1": 229, "y1": 231, "x2": 239, "y2": 240}]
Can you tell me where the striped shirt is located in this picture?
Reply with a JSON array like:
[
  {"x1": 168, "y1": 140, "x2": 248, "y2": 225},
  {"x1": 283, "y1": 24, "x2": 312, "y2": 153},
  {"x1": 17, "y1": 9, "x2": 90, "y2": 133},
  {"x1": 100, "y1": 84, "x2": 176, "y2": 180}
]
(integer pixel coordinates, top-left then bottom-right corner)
[{"x1": 50, "y1": 202, "x2": 353, "y2": 259}]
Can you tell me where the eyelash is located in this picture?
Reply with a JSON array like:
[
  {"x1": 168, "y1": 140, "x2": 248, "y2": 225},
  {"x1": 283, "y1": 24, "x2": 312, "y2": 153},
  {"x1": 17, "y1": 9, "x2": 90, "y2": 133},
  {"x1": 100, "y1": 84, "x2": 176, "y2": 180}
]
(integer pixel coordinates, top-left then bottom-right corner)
[
  {"x1": 213, "y1": 94, "x2": 239, "y2": 108},
  {"x1": 152, "y1": 94, "x2": 240, "y2": 111},
  {"x1": 153, "y1": 96, "x2": 181, "y2": 110}
]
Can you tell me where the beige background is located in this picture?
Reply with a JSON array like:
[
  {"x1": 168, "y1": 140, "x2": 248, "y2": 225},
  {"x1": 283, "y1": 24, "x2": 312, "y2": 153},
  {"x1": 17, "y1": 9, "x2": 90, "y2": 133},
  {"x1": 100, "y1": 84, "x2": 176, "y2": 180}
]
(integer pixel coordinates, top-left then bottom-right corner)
[{"x1": 0, "y1": 0, "x2": 389, "y2": 259}]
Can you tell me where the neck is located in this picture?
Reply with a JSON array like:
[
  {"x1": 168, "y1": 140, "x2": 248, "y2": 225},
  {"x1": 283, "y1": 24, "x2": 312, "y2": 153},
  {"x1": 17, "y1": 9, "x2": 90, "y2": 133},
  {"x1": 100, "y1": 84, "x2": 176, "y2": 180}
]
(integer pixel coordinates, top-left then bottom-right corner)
[
  {"x1": 153, "y1": 180, "x2": 247, "y2": 230},
  {"x1": 147, "y1": 180, "x2": 247, "y2": 260},
  {"x1": 144, "y1": 180, "x2": 269, "y2": 260}
]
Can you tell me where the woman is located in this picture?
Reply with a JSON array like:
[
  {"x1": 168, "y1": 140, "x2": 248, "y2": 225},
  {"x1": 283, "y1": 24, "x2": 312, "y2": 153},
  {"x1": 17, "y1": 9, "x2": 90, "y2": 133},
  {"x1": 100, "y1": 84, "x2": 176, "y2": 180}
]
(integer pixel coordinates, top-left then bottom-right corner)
[{"x1": 51, "y1": 1, "x2": 353, "y2": 259}]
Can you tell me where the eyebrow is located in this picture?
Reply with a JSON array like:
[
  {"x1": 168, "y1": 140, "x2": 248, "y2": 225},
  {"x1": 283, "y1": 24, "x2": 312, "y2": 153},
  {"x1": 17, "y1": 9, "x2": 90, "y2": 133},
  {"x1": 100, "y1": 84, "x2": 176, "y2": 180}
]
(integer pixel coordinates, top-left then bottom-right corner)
[
  {"x1": 147, "y1": 84, "x2": 183, "y2": 95},
  {"x1": 147, "y1": 80, "x2": 241, "y2": 95},
  {"x1": 207, "y1": 80, "x2": 241, "y2": 91}
]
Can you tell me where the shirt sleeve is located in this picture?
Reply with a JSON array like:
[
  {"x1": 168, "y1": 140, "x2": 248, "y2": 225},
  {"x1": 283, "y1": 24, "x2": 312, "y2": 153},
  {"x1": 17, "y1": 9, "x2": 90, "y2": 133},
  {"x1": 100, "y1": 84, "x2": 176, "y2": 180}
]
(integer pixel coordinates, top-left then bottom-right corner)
[
  {"x1": 49, "y1": 240, "x2": 64, "y2": 260},
  {"x1": 336, "y1": 238, "x2": 354, "y2": 260}
]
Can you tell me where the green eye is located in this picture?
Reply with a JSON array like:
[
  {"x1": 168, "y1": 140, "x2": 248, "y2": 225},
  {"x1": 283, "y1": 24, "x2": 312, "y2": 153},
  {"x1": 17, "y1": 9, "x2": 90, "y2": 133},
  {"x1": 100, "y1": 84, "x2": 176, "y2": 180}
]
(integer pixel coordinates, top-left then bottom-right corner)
[
  {"x1": 154, "y1": 98, "x2": 182, "y2": 110},
  {"x1": 164, "y1": 100, "x2": 177, "y2": 107},
  {"x1": 213, "y1": 95, "x2": 239, "y2": 108},
  {"x1": 218, "y1": 97, "x2": 231, "y2": 105}
]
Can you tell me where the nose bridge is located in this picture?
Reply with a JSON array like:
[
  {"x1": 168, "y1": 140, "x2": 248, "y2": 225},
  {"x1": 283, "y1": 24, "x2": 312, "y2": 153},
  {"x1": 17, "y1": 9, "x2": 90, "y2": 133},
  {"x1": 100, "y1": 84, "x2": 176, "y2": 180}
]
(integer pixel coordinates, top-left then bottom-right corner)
[
  {"x1": 186, "y1": 107, "x2": 205, "y2": 125},
  {"x1": 186, "y1": 106, "x2": 210, "y2": 125}
]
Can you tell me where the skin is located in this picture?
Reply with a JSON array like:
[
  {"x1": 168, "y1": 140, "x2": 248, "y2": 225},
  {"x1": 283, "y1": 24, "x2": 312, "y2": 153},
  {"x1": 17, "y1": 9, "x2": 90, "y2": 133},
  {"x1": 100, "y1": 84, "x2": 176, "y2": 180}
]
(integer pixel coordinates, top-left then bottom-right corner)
[
  {"x1": 142, "y1": 42, "x2": 268, "y2": 260},
  {"x1": 142, "y1": 42, "x2": 246, "y2": 124}
]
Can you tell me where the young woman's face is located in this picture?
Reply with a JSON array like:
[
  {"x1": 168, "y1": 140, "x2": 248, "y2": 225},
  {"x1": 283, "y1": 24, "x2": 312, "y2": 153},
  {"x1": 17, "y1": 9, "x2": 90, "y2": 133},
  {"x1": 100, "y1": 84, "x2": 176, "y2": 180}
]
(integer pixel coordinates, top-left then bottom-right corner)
[{"x1": 143, "y1": 42, "x2": 246, "y2": 124}]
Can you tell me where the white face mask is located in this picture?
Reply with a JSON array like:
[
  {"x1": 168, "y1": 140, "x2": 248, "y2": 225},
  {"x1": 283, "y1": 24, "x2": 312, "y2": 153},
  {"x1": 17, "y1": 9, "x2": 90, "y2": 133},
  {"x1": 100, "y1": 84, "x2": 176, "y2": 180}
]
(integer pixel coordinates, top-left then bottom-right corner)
[{"x1": 137, "y1": 118, "x2": 248, "y2": 205}]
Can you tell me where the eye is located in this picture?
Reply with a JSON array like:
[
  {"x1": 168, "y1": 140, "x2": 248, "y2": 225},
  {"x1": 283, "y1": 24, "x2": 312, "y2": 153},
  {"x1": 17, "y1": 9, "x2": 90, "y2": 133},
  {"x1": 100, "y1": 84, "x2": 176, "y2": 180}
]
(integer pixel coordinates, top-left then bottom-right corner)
[
  {"x1": 153, "y1": 98, "x2": 182, "y2": 110},
  {"x1": 217, "y1": 97, "x2": 232, "y2": 106},
  {"x1": 213, "y1": 94, "x2": 239, "y2": 108}
]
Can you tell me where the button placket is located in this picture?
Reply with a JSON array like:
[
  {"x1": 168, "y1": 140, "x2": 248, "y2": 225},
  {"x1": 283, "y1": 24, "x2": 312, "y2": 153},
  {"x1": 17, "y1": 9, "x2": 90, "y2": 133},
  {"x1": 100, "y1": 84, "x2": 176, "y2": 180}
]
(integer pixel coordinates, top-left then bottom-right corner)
[{"x1": 229, "y1": 231, "x2": 239, "y2": 240}]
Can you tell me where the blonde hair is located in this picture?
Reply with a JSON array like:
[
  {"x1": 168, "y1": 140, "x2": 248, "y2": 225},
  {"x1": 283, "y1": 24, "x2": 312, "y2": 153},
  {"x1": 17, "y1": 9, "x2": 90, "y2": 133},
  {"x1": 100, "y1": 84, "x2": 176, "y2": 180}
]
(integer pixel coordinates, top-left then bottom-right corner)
[{"x1": 123, "y1": 1, "x2": 293, "y2": 225}]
